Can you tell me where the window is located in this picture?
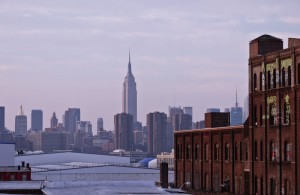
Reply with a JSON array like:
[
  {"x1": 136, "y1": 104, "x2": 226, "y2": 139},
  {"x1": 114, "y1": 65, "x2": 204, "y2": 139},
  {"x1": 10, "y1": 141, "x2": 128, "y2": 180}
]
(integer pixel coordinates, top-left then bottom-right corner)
[
  {"x1": 239, "y1": 142, "x2": 243, "y2": 161},
  {"x1": 269, "y1": 104, "x2": 275, "y2": 126},
  {"x1": 260, "y1": 105, "x2": 263, "y2": 126},
  {"x1": 284, "y1": 179, "x2": 291, "y2": 195},
  {"x1": 288, "y1": 66, "x2": 291, "y2": 86},
  {"x1": 186, "y1": 144, "x2": 190, "y2": 159},
  {"x1": 254, "y1": 141, "x2": 258, "y2": 161},
  {"x1": 195, "y1": 144, "x2": 199, "y2": 160},
  {"x1": 176, "y1": 144, "x2": 180, "y2": 159},
  {"x1": 225, "y1": 143, "x2": 230, "y2": 161},
  {"x1": 270, "y1": 141, "x2": 276, "y2": 161},
  {"x1": 260, "y1": 72, "x2": 263, "y2": 90},
  {"x1": 214, "y1": 143, "x2": 219, "y2": 160},
  {"x1": 254, "y1": 106, "x2": 257, "y2": 126},
  {"x1": 255, "y1": 176, "x2": 258, "y2": 194},
  {"x1": 298, "y1": 63, "x2": 300, "y2": 84},
  {"x1": 270, "y1": 178, "x2": 276, "y2": 195},
  {"x1": 204, "y1": 143, "x2": 209, "y2": 161},
  {"x1": 260, "y1": 141, "x2": 263, "y2": 161},
  {"x1": 260, "y1": 177, "x2": 264, "y2": 195},
  {"x1": 283, "y1": 102, "x2": 290, "y2": 125},
  {"x1": 267, "y1": 70, "x2": 271, "y2": 89},
  {"x1": 253, "y1": 73, "x2": 257, "y2": 91},
  {"x1": 284, "y1": 141, "x2": 291, "y2": 162},
  {"x1": 235, "y1": 142, "x2": 238, "y2": 161},
  {"x1": 245, "y1": 143, "x2": 248, "y2": 161},
  {"x1": 282, "y1": 67, "x2": 286, "y2": 87},
  {"x1": 273, "y1": 69, "x2": 276, "y2": 88}
]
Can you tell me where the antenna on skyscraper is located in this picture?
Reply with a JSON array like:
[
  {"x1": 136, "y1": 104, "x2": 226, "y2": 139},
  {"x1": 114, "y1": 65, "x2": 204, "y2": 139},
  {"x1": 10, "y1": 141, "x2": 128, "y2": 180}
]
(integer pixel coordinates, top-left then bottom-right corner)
[{"x1": 235, "y1": 85, "x2": 238, "y2": 107}]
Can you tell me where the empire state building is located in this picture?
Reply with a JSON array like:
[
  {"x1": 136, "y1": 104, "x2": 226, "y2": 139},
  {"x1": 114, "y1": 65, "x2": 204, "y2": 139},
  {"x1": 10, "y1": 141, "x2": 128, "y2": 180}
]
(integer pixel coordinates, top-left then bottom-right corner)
[{"x1": 122, "y1": 52, "x2": 137, "y2": 122}]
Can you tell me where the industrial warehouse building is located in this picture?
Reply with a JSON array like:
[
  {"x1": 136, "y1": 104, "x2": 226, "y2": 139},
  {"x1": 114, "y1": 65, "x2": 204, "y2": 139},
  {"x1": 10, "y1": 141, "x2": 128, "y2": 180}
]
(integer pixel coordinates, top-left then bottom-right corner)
[{"x1": 174, "y1": 35, "x2": 300, "y2": 194}]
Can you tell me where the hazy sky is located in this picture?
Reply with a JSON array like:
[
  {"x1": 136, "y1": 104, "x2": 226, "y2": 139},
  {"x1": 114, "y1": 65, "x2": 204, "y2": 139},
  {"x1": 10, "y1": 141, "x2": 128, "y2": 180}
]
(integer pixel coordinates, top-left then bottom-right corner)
[{"x1": 0, "y1": 0, "x2": 299, "y2": 133}]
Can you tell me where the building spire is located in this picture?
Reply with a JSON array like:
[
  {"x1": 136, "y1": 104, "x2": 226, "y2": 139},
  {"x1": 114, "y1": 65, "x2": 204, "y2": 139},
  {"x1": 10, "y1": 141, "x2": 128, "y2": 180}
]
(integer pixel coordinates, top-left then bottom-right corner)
[
  {"x1": 235, "y1": 86, "x2": 238, "y2": 107},
  {"x1": 128, "y1": 50, "x2": 132, "y2": 75}
]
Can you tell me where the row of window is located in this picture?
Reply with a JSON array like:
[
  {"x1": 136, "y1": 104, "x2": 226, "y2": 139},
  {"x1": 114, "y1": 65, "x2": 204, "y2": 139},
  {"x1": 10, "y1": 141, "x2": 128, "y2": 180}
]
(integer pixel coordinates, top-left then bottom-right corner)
[
  {"x1": 177, "y1": 140, "x2": 292, "y2": 162},
  {"x1": 177, "y1": 142, "x2": 248, "y2": 161},
  {"x1": 254, "y1": 176, "x2": 291, "y2": 195},
  {"x1": 253, "y1": 103, "x2": 290, "y2": 126},
  {"x1": 253, "y1": 65, "x2": 295, "y2": 91}
]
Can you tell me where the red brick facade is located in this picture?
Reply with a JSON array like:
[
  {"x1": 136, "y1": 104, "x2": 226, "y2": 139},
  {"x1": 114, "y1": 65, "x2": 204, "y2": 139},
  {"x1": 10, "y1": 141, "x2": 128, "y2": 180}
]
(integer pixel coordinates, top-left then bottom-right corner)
[{"x1": 174, "y1": 35, "x2": 300, "y2": 194}]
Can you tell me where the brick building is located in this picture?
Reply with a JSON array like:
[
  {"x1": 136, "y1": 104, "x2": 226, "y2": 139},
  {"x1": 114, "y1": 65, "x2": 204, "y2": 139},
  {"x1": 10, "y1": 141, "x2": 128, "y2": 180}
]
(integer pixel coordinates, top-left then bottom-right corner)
[{"x1": 174, "y1": 35, "x2": 300, "y2": 194}]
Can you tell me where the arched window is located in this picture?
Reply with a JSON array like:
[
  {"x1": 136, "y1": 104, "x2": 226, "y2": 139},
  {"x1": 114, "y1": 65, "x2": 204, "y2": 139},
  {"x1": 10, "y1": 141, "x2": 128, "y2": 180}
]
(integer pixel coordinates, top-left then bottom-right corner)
[
  {"x1": 195, "y1": 144, "x2": 199, "y2": 160},
  {"x1": 214, "y1": 143, "x2": 219, "y2": 160},
  {"x1": 270, "y1": 178, "x2": 276, "y2": 195},
  {"x1": 259, "y1": 72, "x2": 263, "y2": 90},
  {"x1": 253, "y1": 73, "x2": 257, "y2": 91},
  {"x1": 270, "y1": 141, "x2": 276, "y2": 161},
  {"x1": 254, "y1": 176, "x2": 258, "y2": 194},
  {"x1": 284, "y1": 141, "x2": 291, "y2": 162},
  {"x1": 254, "y1": 141, "x2": 258, "y2": 161},
  {"x1": 239, "y1": 142, "x2": 243, "y2": 161},
  {"x1": 260, "y1": 177, "x2": 263, "y2": 195},
  {"x1": 288, "y1": 66, "x2": 291, "y2": 86},
  {"x1": 245, "y1": 143, "x2": 249, "y2": 161},
  {"x1": 282, "y1": 67, "x2": 286, "y2": 87},
  {"x1": 273, "y1": 69, "x2": 276, "y2": 88},
  {"x1": 186, "y1": 144, "x2": 190, "y2": 159},
  {"x1": 298, "y1": 63, "x2": 300, "y2": 84},
  {"x1": 254, "y1": 105, "x2": 257, "y2": 126},
  {"x1": 283, "y1": 102, "x2": 290, "y2": 125},
  {"x1": 260, "y1": 141, "x2": 263, "y2": 161},
  {"x1": 204, "y1": 143, "x2": 209, "y2": 161},
  {"x1": 269, "y1": 104, "x2": 275, "y2": 126},
  {"x1": 225, "y1": 143, "x2": 230, "y2": 161},
  {"x1": 260, "y1": 105, "x2": 263, "y2": 126},
  {"x1": 267, "y1": 70, "x2": 271, "y2": 89},
  {"x1": 235, "y1": 142, "x2": 238, "y2": 161}
]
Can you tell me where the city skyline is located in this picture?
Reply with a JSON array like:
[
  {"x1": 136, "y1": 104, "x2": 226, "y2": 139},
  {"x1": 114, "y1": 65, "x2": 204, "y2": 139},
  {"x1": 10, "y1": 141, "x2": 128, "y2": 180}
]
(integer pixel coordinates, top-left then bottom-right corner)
[{"x1": 0, "y1": 1, "x2": 299, "y2": 132}]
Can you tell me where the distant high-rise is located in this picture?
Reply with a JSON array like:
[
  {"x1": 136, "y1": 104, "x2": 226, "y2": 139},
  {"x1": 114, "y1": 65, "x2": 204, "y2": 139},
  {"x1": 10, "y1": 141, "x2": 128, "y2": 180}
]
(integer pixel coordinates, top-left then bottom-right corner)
[
  {"x1": 230, "y1": 90, "x2": 243, "y2": 126},
  {"x1": 122, "y1": 52, "x2": 137, "y2": 123},
  {"x1": 64, "y1": 108, "x2": 80, "y2": 134},
  {"x1": 167, "y1": 106, "x2": 184, "y2": 152},
  {"x1": 15, "y1": 105, "x2": 27, "y2": 136},
  {"x1": 77, "y1": 121, "x2": 92, "y2": 136},
  {"x1": 114, "y1": 113, "x2": 134, "y2": 151},
  {"x1": 97, "y1": 118, "x2": 104, "y2": 132},
  {"x1": 0, "y1": 107, "x2": 4, "y2": 131},
  {"x1": 147, "y1": 112, "x2": 167, "y2": 157},
  {"x1": 50, "y1": 112, "x2": 58, "y2": 128},
  {"x1": 31, "y1": 110, "x2": 43, "y2": 131},
  {"x1": 173, "y1": 113, "x2": 192, "y2": 131},
  {"x1": 183, "y1": 107, "x2": 193, "y2": 121},
  {"x1": 206, "y1": 108, "x2": 220, "y2": 113}
]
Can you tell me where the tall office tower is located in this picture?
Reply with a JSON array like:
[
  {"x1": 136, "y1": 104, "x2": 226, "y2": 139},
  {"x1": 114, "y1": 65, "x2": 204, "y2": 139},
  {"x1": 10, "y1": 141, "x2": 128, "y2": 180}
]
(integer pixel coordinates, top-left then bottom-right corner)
[
  {"x1": 15, "y1": 105, "x2": 27, "y2": 136},
  {"x1": 167, "y1": 106, "x2": 184, "y2": 152},
  {"x1": 50, "y1": 112, "x2": 58, "y2": 128},
  {"x1": 31, "y1": 110, "x2": 43, "y2": 131},
  {"x1": 76, "y1": 121, "x2": 92, "y2": 136},
  {"x1": 122, "y1": 52, "x2": 137, "y2": 123},
  {"x1": 97, "y1": 118, "x2": 104, "y2": 132},
  {"x1": 114, "y1": 113, "x2": 134, "y2": 151},
  {"x1": 183, "y1": 107, "x2": 193, "y2": 121},
  {"x1": 206, "y1": 108, "x2": 220, "y2": 113},
  {"x1": 64, "y1": 108, "x2": 80, "y2": 134},
  {"x1": 0, "y1": 107, "x2": 4, "y2": 131},
  {"x1": 147, "y1": 112, "x2": 167, "y2": 157},
  {"x1": 173, "y1": 113, "x2": 192, "y2": 131},
  {"x1": 230, "y1": 90, "x2": 243, "y2": 126}
]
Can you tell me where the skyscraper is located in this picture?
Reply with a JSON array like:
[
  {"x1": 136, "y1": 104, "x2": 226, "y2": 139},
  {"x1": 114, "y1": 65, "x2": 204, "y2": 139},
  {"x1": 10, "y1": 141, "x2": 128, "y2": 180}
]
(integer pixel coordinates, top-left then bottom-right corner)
[
  {"x1": 230, "y1": 90, "x2": 243, "y2": 126},
  {"x1": 183, "y1": 107, "x2": 193, "y2": 121},
  {"x1": 50, "y1": 112, "x2": 58, "y2": 128},
  {"x1": 0, "y1": 107, "x2": 4, "y2": 131},
  {"x1": 15, "y1": 105, "x2": 27, "y2": 136},
  {"x1": 64, "y1": 108, "x2": 80, "y2": 134},
  {"x1": 122, "y1": 52, "x2": 137, "y2": 123},
  {"x1": 97, "y1": 118, "x2": 104, "y2": 131},
  {"x1": 114, "y1": 113, "x2": 134, "y2": 151},
  {"x1": 147, "y1": 112, "x2": 167, "y2": 157},
  {"x1": 31, "y1": 110, "x2": 43, "y2": 131}
]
